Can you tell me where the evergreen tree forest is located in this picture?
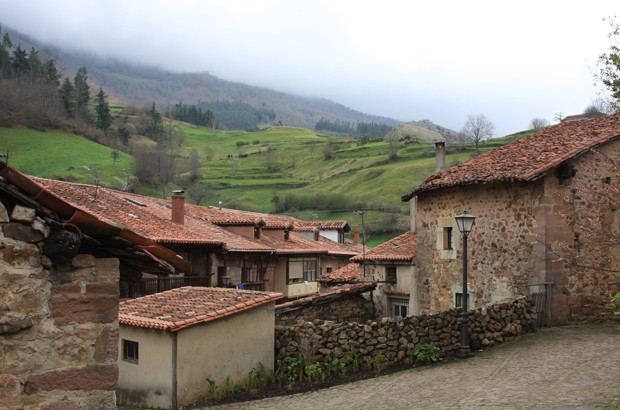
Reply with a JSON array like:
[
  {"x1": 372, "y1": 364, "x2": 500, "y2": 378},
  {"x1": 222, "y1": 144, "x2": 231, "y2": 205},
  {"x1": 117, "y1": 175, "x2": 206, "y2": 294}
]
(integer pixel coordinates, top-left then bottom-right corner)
[{"x1": 315, "y1": 117, "x2": 392, "y2": 138}]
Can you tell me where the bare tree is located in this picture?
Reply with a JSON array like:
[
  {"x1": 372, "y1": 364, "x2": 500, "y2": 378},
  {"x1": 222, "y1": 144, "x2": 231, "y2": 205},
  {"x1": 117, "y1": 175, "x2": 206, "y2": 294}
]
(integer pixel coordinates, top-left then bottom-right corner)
[
  {"x1": 529, "y1": 118, "x2": 550, "y2": 130},
  {"x1": 461, "y1": 114, "x2": 495, "y2": 153}
]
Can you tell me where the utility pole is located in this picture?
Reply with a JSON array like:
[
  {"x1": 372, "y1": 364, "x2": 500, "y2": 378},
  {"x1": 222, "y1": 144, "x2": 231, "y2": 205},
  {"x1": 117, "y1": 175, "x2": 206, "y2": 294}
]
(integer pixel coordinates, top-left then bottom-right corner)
[{"x1": 355, "y1": 210, "x2": 366, "y2": 279}]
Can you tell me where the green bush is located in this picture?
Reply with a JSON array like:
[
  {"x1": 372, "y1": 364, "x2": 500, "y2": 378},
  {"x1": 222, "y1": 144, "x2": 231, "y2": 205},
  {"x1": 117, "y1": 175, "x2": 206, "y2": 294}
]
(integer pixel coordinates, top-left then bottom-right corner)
[{"x1": 409, "y1": 343, "x2": 440, "y2": 365}]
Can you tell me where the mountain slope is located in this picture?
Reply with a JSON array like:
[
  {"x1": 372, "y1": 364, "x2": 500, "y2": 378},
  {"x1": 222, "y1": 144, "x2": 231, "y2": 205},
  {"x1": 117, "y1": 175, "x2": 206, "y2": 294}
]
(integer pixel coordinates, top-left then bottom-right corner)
[{"x1": 4, "y1": 25, "x2": 456, "y2": 135}]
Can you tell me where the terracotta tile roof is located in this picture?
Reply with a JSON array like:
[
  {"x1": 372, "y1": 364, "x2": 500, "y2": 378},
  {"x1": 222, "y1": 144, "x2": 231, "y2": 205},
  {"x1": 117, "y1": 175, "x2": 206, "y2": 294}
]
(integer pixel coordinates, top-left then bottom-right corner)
[
  {"x1": 293, "y1": 220, "x2": 350, "y2": 231},
  {"x1": 275, "y1": 282, "x2": 376, "y2": 312},
  {"x1": 33, "y1": 178, "x2": 221, "y2": 246},
  {"x1": 185, "y1": 204, "x2": 298, "y2": 229},
  {"x1": 385, "y1": 289, "x2": 410, "y2": 296},
  {"x1": 31, "y1": 179, "x2": 358, "y2": 257},
  {"x1": 119, "y1": 193, "x2": 271, "y2": 252},
  {"x1": 119, "y1": 286, "x2": 283, "y2": 332},
  {"x1": 352, "y1": 232, "x2": 417, "y2": 262},
  {"x1": 319, "y1": 263, "x2": 361, "y2": 283},
  {"x1": 259, "y1": 231, "x2": 360, "y2": 256},
  {"x1": 402, "y1": 114, "x2": 620, "y2": 200},
  {"x1": 0, "y1": 163, "x2": 190, "y2": 274}
]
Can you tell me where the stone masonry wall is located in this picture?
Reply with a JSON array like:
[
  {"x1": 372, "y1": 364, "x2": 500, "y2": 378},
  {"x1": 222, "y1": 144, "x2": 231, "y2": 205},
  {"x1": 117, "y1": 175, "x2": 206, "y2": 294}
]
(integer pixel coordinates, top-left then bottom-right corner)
[
  {"x1": 276, "y1": 293, "x2": 375, "y2": 325},
  {"x1": 0, "y1": 202, "x2": 119, "y2": 409},
  {"x1": 415, "y1": 182, "x2": 539, "y2": 314},
  {"x1": 275, "y1": 298, "x2": 536, "y2": 365}
]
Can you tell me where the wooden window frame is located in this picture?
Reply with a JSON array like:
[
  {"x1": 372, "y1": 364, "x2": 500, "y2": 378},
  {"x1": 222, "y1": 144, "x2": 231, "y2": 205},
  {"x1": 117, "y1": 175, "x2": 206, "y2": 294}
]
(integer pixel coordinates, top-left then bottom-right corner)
[{"x1": 123, "y1": 339, "x2": 139, "y2": 364}]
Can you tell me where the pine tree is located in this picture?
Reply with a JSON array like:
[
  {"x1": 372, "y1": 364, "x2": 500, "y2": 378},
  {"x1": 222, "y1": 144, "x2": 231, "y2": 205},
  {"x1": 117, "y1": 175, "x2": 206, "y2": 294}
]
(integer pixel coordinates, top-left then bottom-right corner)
[
  {"x1": 59, "y1": 77, "x2": 75, "y2": 117},
  {"x1": 73, "y1": 66, "x2": 90, "y2": 122},
  {"x1": 10, "y1": 45, "x2": 29, "y2": 77},
  {"x1": 95, "y1": 87, "x2": 112, "y2": 134}
]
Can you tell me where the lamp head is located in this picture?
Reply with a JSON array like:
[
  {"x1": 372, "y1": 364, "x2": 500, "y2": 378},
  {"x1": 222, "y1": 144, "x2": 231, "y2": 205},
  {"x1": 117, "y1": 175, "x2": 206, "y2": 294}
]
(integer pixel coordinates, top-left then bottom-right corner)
[{"x1": 455, "y1": 210, "x2": 476, "y2": 235}]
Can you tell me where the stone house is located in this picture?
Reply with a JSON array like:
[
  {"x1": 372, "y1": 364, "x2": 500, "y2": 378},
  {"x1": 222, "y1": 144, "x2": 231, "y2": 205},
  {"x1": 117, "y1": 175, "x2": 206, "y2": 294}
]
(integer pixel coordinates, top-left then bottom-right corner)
[
  {"x1": 117, "y1": 286, "x2": 282, "y2": 409},
  {"x1": 33, "y1": 178, "x2": 359, "y2": 299},
  {"x1": 351, "y1": 231, "x2": 417, "y2": 318},
  {"x1": 0, "y1": 162, "x2": 189, "y2": 409},
  {"x1": 402, "y1": 115, "x2": 620, "y2": 323}
]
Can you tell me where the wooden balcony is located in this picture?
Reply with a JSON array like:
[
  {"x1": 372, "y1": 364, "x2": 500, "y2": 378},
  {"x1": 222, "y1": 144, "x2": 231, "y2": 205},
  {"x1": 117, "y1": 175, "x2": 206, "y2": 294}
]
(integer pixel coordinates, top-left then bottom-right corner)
[{"x1": 120, "y1": 276, "x2": 211, "y2": 299}]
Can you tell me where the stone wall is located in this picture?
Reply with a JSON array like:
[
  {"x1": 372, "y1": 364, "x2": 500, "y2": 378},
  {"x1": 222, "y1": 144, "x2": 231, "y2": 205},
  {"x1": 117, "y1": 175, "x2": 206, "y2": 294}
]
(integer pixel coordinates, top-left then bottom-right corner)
[
  {"x1": 415, "y1": 182, "x2": 538, "y2": 315},
  {"x1": 0, "y1": 203, "x2": 119, "y2": 409},
  {"x1": 414, "y1": 139, "x2": 620, "y2": 323},
  {"x1": 276, "y1": 292, "x2": 375, "y2": 325},
  {"x1": 275, "y1": 298, "x2": 536, "y2": 365}
]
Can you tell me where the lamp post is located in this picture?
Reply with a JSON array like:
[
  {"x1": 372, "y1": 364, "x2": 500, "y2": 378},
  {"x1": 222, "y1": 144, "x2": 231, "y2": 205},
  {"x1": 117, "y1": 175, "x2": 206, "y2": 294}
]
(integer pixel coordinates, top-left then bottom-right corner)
[{"x1": 455, "y1": 210, "x2": 476, "y2": 357}]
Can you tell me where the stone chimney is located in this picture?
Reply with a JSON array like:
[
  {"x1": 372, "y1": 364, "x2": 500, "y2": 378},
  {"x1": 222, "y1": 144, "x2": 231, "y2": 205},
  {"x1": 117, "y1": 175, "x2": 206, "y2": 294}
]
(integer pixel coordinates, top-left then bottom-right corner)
[
  {"x1": 171, "y1": 190, "x2": 185, "y2": 225},
  {"x1": 284, "y1": 223, "x2": 293, "y2": 241},
  {"x1": 435, "y1": 141, "x2": 446, "y2": 173},
  {"x1": 313, "y1": 228, "x2": 320, "y2": 241}
]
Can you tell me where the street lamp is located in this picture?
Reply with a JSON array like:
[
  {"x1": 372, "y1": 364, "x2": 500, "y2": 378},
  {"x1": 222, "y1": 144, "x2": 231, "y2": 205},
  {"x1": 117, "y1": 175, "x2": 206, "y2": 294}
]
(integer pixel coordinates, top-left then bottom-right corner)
[{"x1": 455, "y1": 210, "x2": 476, "y2": 357}]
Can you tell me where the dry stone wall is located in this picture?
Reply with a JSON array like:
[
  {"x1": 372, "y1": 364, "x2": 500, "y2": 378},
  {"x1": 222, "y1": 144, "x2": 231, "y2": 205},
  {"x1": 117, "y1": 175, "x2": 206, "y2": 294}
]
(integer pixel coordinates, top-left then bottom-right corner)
[
  {"x1": 275, "y1": 298, "x2": 536, "y2": 366},
  {"x1": 0, "y1": 202, "x2": 119, "y2": 409},
  {"x1": 276, "y1": 293, "x2": 375, "y2": 325}
]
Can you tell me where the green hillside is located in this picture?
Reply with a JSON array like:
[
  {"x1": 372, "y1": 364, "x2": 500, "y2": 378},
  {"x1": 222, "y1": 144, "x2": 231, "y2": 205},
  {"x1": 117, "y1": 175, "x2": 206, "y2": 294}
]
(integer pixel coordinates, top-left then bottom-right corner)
[
  {"x1": 0, "y1": 124, "x2": 528, "y2": 246},
  {"x1": 0, "y1": 127, "x2": 133, "y2": 187}
]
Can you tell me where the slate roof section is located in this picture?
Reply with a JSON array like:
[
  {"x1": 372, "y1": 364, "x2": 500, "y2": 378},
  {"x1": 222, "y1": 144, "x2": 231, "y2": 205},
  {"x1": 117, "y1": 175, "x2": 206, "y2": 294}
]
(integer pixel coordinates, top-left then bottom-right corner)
[
  {"x1": 119, "y1": 286, "x2": 283, "y2": 332},
  {"x1": 402, "y1": 114, "x2": 620, "y2": 200},
  {"x1": 352, "y1": 231, "x2": 417, "y2": 262},
  {"x1": 318, "y1": 263, "x2": 361, "y2": 283}
]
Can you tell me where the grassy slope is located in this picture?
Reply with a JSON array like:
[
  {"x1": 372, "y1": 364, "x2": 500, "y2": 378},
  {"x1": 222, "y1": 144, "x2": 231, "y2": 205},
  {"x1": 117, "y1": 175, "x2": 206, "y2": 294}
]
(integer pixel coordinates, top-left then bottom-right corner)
[
  {"x1": 0, "y1": 124, "x2": 529, "y2": 244},
  {"x1": 0, "y1": 127, "x2": 134, "y2": 188}
]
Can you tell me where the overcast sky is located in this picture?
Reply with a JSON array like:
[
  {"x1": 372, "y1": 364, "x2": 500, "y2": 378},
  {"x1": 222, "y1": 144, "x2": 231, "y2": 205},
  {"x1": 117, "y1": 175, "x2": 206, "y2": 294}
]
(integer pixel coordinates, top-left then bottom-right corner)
[{"x1": 1, "y1": 0, "x2": 618, "y2": 136}]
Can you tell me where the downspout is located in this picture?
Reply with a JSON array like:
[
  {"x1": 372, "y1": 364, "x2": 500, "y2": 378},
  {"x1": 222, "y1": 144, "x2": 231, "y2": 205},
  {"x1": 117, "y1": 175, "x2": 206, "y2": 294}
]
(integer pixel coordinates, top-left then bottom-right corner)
[{"x1": 172, "y1": 332, "x2": 178, "y2": 410}]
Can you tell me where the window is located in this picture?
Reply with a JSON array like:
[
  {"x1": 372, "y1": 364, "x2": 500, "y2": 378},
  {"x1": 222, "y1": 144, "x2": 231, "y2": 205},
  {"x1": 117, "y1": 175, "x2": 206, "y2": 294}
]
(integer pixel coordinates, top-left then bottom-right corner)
[
  {"x1": 455, "y1": 293, "x2": 470, "y2": 309},
  {"x1": 123, "y1": 339, "x2": 139, "y2": 363},
  {"x1": 390, "y1": 299, "x2": 409, "y2": 319},
  {"x1": 288, "y1": 258, "x2": 318, "y2": 283},
  {"x1": 326, "y1": 267, "x2": 333, "y2": 274},
  {"x1": 303, "y1": 259, "x2": 317, "y2": 281},
  {"x1": 443, "y1": 227, "x2": 453, "y2": 250},
  {"x1": 385, "y1": 266, "x2": 397, "y2": 283}
]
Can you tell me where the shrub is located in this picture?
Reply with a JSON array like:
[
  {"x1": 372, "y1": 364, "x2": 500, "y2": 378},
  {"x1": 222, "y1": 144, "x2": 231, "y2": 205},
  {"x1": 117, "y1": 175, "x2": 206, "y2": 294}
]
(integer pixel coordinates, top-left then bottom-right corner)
[{"x1": 410, "y1": 343, "x2": 440, "y2": 365}]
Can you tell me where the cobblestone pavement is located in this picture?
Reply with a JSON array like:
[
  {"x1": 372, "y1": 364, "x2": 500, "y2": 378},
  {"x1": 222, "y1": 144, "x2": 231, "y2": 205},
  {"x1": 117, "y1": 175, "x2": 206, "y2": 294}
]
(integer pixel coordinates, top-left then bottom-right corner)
[{"x1": 206, "y1": 324, "x2": 620, "y2": 410}]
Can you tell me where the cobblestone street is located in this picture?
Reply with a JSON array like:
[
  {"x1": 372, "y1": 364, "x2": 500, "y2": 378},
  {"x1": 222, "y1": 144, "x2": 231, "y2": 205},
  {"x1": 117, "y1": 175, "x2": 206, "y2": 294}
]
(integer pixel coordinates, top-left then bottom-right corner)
[{"x1": 207, "y1": 324, "x2": 620, "y2": 410}]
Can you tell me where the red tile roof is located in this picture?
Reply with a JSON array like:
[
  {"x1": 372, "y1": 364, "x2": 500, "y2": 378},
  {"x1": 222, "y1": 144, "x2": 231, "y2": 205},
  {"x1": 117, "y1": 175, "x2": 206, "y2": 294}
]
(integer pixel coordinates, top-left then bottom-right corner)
[
  {"x1": 0, "y1": 163, "x2": 190, "y2": 274},
  {"x1": 293, "y1": 220, "x2": 350, "y2": 231},
  {"x1": 385, "y1": 289, "x2": 410, "y2": 296},
  {"x1": 33, "y1": 178, "x2": 221, "y2": 246},
  {"x1": 119, "y1": 286, "x2": 283, "y2": 332},
  {"x1": 31, "y1": 179, "x2": 359, "y2": 258},
  {"x1": 402, "y1": 114, "x2": 620, "y2": 200},
  {"x1": 319, "y1": 263, "x2": 361, "y2": 283},
  {"x1": 352, "y1": 232, "x2": 417, "y2": 262}
]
